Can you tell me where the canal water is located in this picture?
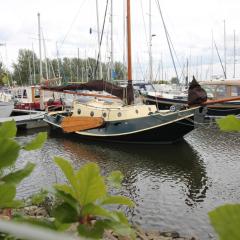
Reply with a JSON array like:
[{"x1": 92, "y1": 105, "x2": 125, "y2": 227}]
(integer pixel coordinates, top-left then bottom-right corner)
[{"x1": 16, "y1": 124, "x2": 240, "y2": 240}]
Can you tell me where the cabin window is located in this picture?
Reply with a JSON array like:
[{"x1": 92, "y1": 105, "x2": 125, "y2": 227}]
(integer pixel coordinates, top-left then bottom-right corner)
[
  {"x1": 77, "y1": 109, "x2": 81, "y2": 115},
  {"x1": 203, "y1": 85, "x2": 215, "y2": 98},
  {"x1": 117, "y1": 112, "x2": 122, "y2": 117},
  {"x1": 135, "y1": 109, "x2": 139, "y2": 114},
  {"x1": 231, "y1": 86, "x2": 240, "y2": 97},
  {"x1": 102, "y1": 112, "x2": 107, "y2": 118},
  {"x1": 90, "y1": 111, "x2": 94, "y2": 117},
  {"x1": 216, "y1": 85, "x2": 227, "y2": 98},
  {"x1": 148, "y1": 107, "x2": 151, "y2": 112},
  {"x1": 35, "y1": 89, "x2": 40, "y2": 98},
  {"x1": 23, "y1": 89, "x2": 27, "y2": 98}
]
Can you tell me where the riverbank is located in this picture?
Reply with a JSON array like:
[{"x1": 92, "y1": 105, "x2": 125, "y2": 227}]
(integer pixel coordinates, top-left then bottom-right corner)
[{"x1": 16, "y1": 206, "x2": 197, "y2": 240}]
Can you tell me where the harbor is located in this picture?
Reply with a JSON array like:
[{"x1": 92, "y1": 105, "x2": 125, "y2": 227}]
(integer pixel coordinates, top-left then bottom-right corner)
[{"x1": 15, "y1": 124, "x2": 240, "y2": 239}]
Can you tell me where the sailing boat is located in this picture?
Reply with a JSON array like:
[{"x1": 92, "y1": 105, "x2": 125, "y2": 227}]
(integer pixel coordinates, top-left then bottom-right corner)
[{"x1": 43, "y1": 0, "x2": 203, "y2": 144}]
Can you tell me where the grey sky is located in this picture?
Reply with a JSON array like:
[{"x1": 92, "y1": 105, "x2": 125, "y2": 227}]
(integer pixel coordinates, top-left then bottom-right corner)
[{"x1": 0, "y1": 0, "x2": 240, "y2": 80}]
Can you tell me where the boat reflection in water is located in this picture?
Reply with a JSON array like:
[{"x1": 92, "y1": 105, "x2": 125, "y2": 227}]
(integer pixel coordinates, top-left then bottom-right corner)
[
  {"x1": 17, "y1": 128, "x2": 210, "y2": 238},
  {"x1": 54, "y1": 131, "x2": 208, "y2": 206},
  {"x1": 50, "y1": 130, "x2": 209, "y2": 228}
]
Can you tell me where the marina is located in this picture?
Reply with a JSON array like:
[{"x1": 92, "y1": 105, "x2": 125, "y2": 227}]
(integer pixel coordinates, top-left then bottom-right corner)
[{"x1": 15, "y1": 124, "x2": 240, "y2": 240}]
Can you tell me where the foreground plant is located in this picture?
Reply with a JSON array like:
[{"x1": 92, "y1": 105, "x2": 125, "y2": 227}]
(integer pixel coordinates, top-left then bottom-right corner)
[
  {"x1": 209, "y1": 115, "x2": 240, "y2": 240},
  {"x1": 0, "y1": 121, "x2": 47, "y2": 216},
  {"x1": 209, "y1": 204, "x2": 240, "y2": 240},
  {"x1": 52, "y1": 158, "x2": 135, "y2": 239},
  {"x1": 216, "y1": 115, "x2": 240, "y2": 132}
]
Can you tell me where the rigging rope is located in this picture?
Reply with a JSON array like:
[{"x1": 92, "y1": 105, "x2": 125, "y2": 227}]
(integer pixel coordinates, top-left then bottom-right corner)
[
  {"x1": 94, "y1": 0, "x2": 109, "y2": 80},
  {"x1": 214, "y1": 41, "x2": 227, "y2": 79},
  {"x1": 155, "y1": 0, "x2": 179, "y2": 81},
  {"x1": 59, "y1": 0, "x2": 88, "y2": 50},
  {"x1": 140, "y1": 0, "x2": 149, "y2": 54}
]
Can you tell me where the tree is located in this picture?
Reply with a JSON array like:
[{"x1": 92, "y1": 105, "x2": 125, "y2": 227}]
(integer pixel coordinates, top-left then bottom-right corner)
[
  {"x1": 170, "y1": 77, "x2": 179, "y2": 84},
  {"x1": 11, "y1": 49, "x2": 128, "y2": 85},
  {"x1": 114, "y1": 62, "x2": 127, "y2": 80},
  {"x1": 0, "y1": 61, "x2": 10, "y2": 86},
  {"x1": 12, "y1": 49, "x2": 38, "y2": 85}
]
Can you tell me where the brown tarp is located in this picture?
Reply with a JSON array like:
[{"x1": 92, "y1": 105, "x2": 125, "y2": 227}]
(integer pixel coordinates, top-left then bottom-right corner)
[
  {"x1": 41, "y1": 80, "x2": 134, "y2": 105},
  {"x1": 188, "y1": 76, "x2": 207, "y2": 105}
]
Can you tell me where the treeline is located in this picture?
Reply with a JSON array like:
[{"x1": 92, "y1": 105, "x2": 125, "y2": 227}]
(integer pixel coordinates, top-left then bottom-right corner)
[{"x1": 0, "y1": 49, "x2": 127, "y2": 86}]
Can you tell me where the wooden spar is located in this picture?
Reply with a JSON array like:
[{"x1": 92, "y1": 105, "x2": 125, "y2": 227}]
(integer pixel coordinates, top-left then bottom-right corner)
[
  {"x1": 42, "y1": 88, "x2": 119, "y2": 100},
  {"x1": 202, "y1": 96, "x2": 240, "y2": 105},
  {"x1": 127, "y1": 0, "x2": 132, "y2": 81},
  {"x1": 61, "y1": 116, "x2": 104, "y2": 133}
]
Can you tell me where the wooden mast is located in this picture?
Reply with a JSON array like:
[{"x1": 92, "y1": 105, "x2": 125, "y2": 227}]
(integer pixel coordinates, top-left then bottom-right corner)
[
  {"x1": 126, "y1": 0, "x2": 134, "y2": 105},
  {"x1": 127, "y1": 0, "x2": 132, "y2": 81}
]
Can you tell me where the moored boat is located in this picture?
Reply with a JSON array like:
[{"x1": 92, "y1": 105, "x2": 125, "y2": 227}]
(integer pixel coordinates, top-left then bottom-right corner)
[
  {"x1": 140, "y1": 79, "x2": 240, "y2": 117},
  {"x1": 0, "y1": 101, "x2": 14, "y2": 118},
  {"x1": 44, "y1": 98, "x2": 201, "y2": 144},
  {"x1": 43, "y1": 0, "x2": 205, "y2": 144}
]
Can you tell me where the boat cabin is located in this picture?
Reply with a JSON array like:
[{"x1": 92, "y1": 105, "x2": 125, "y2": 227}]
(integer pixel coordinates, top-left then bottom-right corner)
[{"x1": 200, "y1": 80, "x2": 240, "y2": 100}]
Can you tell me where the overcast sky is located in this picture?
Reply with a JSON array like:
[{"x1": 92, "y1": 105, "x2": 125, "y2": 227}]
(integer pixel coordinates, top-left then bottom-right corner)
[{"x1": 1, "y1": 0, "x2": 240, "y2": 80}]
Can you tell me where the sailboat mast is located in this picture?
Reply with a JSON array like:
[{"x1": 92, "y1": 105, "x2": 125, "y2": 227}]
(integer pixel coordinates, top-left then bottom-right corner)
[
  {"x1": 38, "y1": 13, "x2": 43, "y2": 82},
  {"x1": 95, "y1": 0, "x2": 103, "y2": 80},
  {"x1": 110, "y1": 0, "x2": 114, "y2": 81},
  {"x1": 123, "y1": 0, "x2": 126, "y2": 78},
  {"x1": 233, "y1": 30, "x2": 236, "y2": 78},
  {"x1": 224, "y1": 20, "x2": 227, "y2": 79},
  {"x1": 32, "y1": 43, "x2": 36, "y2": 85},
  {"x1": 127, "y1": 0, "x2": 132, "y2": 81},
  {"x1": 37, "y1": 13, "x2": 44, "y2": 110},
  {"x1": 149, "y1": 0, "x2": 153, "y2": 82}
]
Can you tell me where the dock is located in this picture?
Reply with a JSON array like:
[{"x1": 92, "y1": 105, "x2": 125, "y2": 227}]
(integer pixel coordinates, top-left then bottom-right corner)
[{"x1": 0, "y1": 110, "x2": 48, "y2": 129}]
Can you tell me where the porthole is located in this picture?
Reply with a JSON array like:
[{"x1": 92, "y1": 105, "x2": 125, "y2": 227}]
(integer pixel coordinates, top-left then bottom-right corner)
[
  {"x1": 148, "y1": 107, "x2": 151, "y2": 111},
  {"x1": 102, "y1": 112, "x2": 107, "y2": 118},
  {"x1": 117, "y1": 112, "x2": 122, "y2": 117},
  {"x1": 135, "y1": 109, "x2": 139, "y2": 114},
  {"x1": 77, "y1": 109, "x2": 81, "y2": 115},
  {"x1": 90, "y1": 111, "x2": 94, "y2": 117}
]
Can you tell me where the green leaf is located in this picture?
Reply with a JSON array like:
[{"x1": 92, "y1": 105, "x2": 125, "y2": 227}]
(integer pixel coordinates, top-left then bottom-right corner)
[
  {"x1": 55, "y1": 189, "x2": 79, "y2": 210},
  {"x1": 1, "y1": 162, "x2": 35, "y2": 184},
  {"x1": 106, "y1": 219, "x2": 134, "y2": 238},
  {"x1": 0, "y1": 183, "x2": 22, "y2": 208},
  {"x1": 100, "y1": 195, "x2": 134, "y2": 207},
  {"x1": 77, "y1": 220, "x2": 109, "y2": 239},
  {"x1": 112, "y1": 211, "x2": 129, "y2": 225},
  {"x1": 209, "y1": 204, "x2": 240, "y2": 240},
  {"x1": 81, "y1": 203, "x2": 112, "y2": 218},
  {"x1": 13, "y1": 216, "x2": 58, "y2": 230},
  {"x1": 31, "y1": 189, "x2": 48, "y2": 205},
  {"x1": 76, "y1": 163, "x2": 107, "y2": 206},
  {"x1": 52, "y1": 203, "x2": 79, "y2": 224},
  {"x1": 54, "y1": 157, "x2": 78, "y2": 197},
  {"x1": 107, "y1": 170, "x2": 124, "y2": 188},
  {"x1": 1, "y1": 200, "x2": 23, "y2": 208},
  {"x1": 0, "y1": 121, "x2": 17, "y2": 138},
  {"x1": 0, "y1": 219, "x2": 76, "y2": 240},
  {"x1": 54, "y1": 184, "x2": 75, "y2": 199},
  {"x1": 0, "y1": 138, "x2": 20, "y2": 170},
  {"x1": 216, "y1": 115, "x2": 240, "y2": 132},
  {"x1": 0, "y1": 220, "x2": 76, "y2": 240},
  {"x1": 23, "y1": 132, "x2": 47, "y2": 151}
]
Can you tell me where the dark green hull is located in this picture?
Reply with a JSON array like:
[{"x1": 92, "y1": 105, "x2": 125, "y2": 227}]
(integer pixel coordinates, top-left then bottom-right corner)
[{"x1": 44, "y1": 108, "x2": 198, "y2": 144}]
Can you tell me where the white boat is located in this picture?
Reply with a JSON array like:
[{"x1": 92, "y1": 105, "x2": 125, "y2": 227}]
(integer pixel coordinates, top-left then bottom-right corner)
[{"x1": 0, "y1": 101, "x2": 14, "y2": 118}]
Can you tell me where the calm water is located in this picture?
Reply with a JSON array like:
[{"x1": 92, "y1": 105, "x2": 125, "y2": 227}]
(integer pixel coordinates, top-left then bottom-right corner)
[{"x1": 15, "y1": 124, "x2": 240, "y2": 240}]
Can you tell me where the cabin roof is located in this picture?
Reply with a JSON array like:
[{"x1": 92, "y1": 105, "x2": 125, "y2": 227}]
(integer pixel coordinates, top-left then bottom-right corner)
[{"x1": 200, "y1": 79, "x2": 240, "y2": 86}]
